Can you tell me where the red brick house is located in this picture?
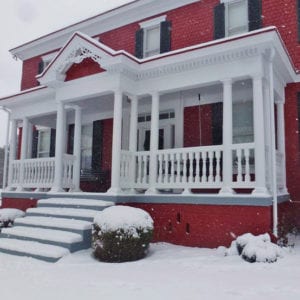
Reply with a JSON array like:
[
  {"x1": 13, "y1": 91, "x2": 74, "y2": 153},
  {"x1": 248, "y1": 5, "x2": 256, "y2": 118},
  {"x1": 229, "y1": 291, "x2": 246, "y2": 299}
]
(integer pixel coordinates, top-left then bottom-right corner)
[{"x1": 1, "y1": 0, "x2": 300, "y2": 248}]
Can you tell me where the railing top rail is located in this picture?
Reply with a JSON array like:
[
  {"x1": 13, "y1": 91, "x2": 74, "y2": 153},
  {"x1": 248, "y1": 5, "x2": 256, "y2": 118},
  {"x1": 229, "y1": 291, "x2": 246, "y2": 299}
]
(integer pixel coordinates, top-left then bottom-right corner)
[
  {"x1": 12, "y1": 157, "x2": 55, "y2": 163},
  {"x1": 231, "y1": 142, "x2": 255, "y2": 150}
]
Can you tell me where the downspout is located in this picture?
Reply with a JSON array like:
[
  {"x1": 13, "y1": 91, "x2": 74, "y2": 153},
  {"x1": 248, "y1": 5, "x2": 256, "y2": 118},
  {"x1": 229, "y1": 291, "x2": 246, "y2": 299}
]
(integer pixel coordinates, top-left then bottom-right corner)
[
  {"x1": 0, "y1": 106, "x2": 11, "y2": 190},
  {"x1": 268, "y1": 49, "x2": 278, "y2": 237}
]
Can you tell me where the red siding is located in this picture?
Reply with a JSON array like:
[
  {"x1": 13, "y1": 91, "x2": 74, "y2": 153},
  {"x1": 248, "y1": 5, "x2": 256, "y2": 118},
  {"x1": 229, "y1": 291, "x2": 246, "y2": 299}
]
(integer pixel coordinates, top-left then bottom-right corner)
[{"x1": 65, "y1": 58, "x2": 105, "y2": 81}]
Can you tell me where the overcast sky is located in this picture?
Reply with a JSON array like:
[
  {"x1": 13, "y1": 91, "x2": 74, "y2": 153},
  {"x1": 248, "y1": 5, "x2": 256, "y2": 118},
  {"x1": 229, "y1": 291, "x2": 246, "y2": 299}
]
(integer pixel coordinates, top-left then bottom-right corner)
[{"x1": 0, "y1": 0, "x2": 132, "y2": 147}]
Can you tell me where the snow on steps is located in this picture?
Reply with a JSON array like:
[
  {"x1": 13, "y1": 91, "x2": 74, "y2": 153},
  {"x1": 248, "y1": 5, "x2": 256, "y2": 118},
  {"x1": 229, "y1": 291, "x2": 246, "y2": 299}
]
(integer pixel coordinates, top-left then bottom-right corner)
[
  {"x1": 0, "y1": 238, "x2": 70, "y2": 263},
  {"x1": 38, "y1": 197, "x2": 114, "y2": 210},
  {"x1": 26, "y1": 207, "x2": 101, "y2": 222},
  {"x1": 0, "y1": 197, "x2": 115, "y2": 262},
  {"x1": 1, "y1": 226, "x2": 85, "y2": 252}
]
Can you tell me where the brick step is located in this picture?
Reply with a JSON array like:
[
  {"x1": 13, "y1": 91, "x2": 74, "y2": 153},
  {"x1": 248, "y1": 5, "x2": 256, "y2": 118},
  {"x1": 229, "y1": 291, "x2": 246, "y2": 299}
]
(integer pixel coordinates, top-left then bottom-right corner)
[{"x1": 0, "y1": 238, "x2": 70, "y2": 263}]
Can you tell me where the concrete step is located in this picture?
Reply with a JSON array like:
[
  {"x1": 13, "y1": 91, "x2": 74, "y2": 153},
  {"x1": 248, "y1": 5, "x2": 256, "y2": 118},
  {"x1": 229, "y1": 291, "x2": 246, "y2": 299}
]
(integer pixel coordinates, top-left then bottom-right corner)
[
  {"x1": 37, "y1": 198, "x2": 114, "y2": 210},
  {"x1": 0, "y1": 238, "x2": 70, "y2": 263},
  {"x1": 26, "y1": 207, "x2": 98, "y2": 222},
  {"x1": 1, "y1": 226, "x2": 88, "y2": 252},
  {"x1": 14, "y1": 216, "x2": 92, "y2": 243}
]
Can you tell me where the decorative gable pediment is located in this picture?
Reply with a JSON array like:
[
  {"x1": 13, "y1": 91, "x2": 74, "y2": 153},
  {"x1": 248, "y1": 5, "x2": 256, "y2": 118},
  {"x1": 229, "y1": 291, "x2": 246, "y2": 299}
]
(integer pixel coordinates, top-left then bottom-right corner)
[{"x1": 36, "y1": 32, "x2": 120, "y2": 87}]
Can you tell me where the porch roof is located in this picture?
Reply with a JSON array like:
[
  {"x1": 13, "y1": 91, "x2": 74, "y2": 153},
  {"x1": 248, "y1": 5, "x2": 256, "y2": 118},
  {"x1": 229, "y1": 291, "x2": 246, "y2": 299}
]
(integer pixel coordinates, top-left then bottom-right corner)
[{"x1": 0, "y1": 26, "x2": 295, "y2": 107}]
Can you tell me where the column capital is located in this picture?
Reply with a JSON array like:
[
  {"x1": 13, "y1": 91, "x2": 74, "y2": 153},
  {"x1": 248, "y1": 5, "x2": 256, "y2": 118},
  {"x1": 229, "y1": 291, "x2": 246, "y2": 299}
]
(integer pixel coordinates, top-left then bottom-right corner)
[
  {"x1": 222, "y1": 78, "x2": 233, "y2": 85},
  {"x1": 251, "y1": 73, "x2": 263, "y2": 81}
]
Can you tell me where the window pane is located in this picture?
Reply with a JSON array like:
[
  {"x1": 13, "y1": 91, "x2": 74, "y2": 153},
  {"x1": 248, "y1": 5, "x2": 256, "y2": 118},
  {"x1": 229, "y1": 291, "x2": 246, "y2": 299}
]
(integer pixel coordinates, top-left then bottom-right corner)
[
  {"x1": 81, "y1": 124, "x2": 93, "y2": 169},
  {"x1": 38, "y1": 130, "x2": 50, "y2": 157},
  {"x1": 146, "y1": 26, "x2": 160, "y2": 51},
  {"x1": 228, "y1": 1, "x2": 248, "y2": 35}
]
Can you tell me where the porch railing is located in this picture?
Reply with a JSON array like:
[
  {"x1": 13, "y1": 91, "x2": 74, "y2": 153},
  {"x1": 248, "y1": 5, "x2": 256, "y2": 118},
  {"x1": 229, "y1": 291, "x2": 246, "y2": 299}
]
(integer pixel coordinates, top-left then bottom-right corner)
[
  {"x1": 9, "y1": 154, "x2": 75, "y2": 190},
  {"x1": 120, "y1": 143, "x2": 256, "y2": 191}
]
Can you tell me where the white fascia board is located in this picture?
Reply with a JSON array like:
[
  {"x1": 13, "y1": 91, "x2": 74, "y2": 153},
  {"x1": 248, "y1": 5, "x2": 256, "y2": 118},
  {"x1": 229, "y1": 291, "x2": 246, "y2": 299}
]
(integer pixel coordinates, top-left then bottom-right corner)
[
  {"x1": 10, "y1": 0, "x2": 200, "y2": 61},
  {"x1": 0, "y1": 87, "x2": 54, "y2": 109}
]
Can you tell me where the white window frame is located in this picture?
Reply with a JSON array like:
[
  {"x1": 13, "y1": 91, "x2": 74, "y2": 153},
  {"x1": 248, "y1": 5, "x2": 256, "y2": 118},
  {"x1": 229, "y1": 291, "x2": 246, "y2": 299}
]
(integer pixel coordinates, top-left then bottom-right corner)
[
  {"x1": 223, "y1": 0, "x2": 248, "y2": 37},
  {"x1": 40, "y1": 51, "x2": 58, "y2": 73},
  {"x1": 139, "y1": 15, "x2": 166, "y2": 58}
]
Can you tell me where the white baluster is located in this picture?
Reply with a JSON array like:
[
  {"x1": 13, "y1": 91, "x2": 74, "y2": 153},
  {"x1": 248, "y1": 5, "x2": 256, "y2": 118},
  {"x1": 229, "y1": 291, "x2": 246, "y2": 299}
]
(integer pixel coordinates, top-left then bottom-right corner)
[
  {"x1": 176, "y1": 153, "x2": 181, "y2": 184},
  {"x1": 236, "y1": 148, "x2": 242, "y2": 183},
  {"x1": 182, "y1": 152, "x2": 187, "y2": 184},
  {"x1": 202, "y1": 152, "x2": 207, "y2": 183},
  {"x1": 195, "y1": 151, "x2": 200, "y2": 183},
  {"x1": 245, "y1": 148, "x2": 250, "y2": 183},
  {"x1": 215, "y1": 150, "x2": 221, "y2": 183},
  {"x1": 208, "y1": 151, "x2": 214, "y2": 183}
]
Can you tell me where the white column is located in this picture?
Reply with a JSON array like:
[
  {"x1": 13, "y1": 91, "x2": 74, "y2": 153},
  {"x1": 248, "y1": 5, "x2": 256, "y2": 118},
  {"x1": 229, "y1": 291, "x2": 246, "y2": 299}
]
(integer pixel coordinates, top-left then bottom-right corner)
[
  {"x1": 276, "y1": 102, "x2": 288, "y2": 194},
  {"x1": 220, "y1": 79, "x2": 234, "y2": 195},
  {"x1": 27, "y1": 122, "x2": 33, "y2": 158},
  {"x1": 146, "y1": 92, "x2": 160, "y2": 194},
  {"x1": 16, "y1": 117, "x2": 29, "y2": 191},
  {"x1": 108, "y1": 90, "x2": 123, "y2": 194},
  {"x1": 3, "y1": 110, "x2": 11, "y2": 189},
  {"x1": 7, "y1": 118, "x2": 17, "y2": 190},
  {"x1": 129, "y1": 96, "x2": 138, "y2": 152},
  {"x1": 50, "y1": 102, "x2": 66, "y2": 193},
  {"x1": 252, "y1": 75, "x2": 268, "y2": 195},
  {"x1": 72, "y1": 106, "x2": 82, "y2": 192},
  {"x1": 128, "y1": 96, "x2": 138, "y2": 191}
]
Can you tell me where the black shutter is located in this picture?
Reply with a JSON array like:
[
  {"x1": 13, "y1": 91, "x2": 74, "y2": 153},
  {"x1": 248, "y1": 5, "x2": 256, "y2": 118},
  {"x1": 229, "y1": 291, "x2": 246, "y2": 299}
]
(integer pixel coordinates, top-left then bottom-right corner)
[
  {"x1": 214, "y1": 3, "x2": 225, "y2": 39},
  {"x1": 248, "y1": 0, "x2": 262, "y2": 31},
  {"x1": 135, "y1": 28, "x2": 144, "y2": 58},
  {"x1": 298, "y1": 0, "x2": 300, "y2": 41},
  {"x1": 212, "y1": 103, "x2": 223, "y2": 145},
  {"x1": 68, "y1": 124, "x2": 75, "y2": 155},
  {"x1": 92, "y1": 120, "x2": 103, "y2": 171},
  {"x1": 38, "y1": 60, "x2": 44, "y2": 74},
  {"x1": 160, "y1": 20, "x2": 172, "y2": 54},
  {"x1": 49, "y1": 129, "x2": 56, "y2": 157},
  {"x1": 31, "y1": 128, "x2": 38, "y2": 158}
]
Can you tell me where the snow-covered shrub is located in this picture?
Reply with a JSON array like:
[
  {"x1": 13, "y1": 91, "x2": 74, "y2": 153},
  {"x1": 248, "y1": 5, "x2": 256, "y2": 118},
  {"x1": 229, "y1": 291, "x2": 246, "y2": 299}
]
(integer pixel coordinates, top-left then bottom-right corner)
[
  {"x1": 225, "y1": 233, "x2": 283, "y2": 263},
  {"x1": 0, "y1": 208, "x2": 25, "y2": 229},
  {"x1": 92, "y1": 206, "x2": 154, "y2": 262}
]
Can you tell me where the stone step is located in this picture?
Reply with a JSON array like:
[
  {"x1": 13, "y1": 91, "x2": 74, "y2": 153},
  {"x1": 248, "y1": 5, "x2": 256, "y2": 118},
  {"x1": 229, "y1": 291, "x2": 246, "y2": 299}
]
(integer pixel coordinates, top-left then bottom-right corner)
[
  {"x1": 26, "y1": 207, "x2": 98, "y2": 222},
  {"x1": 37, "y1": 198, "x2": 114, "y2": 210},
  {"x1": 0, "y1": 238, "x2": 70, "y2": 263},
  {"x1": 1, "y1": 226, "x2": 88, "y2": 252}
]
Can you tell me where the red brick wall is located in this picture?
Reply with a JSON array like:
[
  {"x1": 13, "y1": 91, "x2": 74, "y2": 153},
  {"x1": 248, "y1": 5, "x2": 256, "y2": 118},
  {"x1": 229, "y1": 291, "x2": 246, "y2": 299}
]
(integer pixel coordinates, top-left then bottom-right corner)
[
  {"x1": 184, "y1": 105, "x2": 213, "y2": 147},
  {"x1": 1, "y1": 198, "x2": 38, "y2": 211},
  {"x1": 19, "y1": 0, "x2": 300, "y2": 90},
  {"x1": 128, "y1": 203, "x2": 273, "y2": 248}
]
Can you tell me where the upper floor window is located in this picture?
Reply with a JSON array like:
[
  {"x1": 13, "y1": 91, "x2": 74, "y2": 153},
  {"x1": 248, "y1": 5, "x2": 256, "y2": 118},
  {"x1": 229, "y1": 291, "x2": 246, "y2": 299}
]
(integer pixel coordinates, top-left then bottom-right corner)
[
  {"x1": 135, "y1": 15, "x2": 171, "y2": 59},
  {"x1": 38, "y1": 52, "x2": 58, "y2": 75},
  {"x1": 214, "y1": 0, "x2": 262, "y2": 39},
  {"x1": 225, "y1": 0, "x2": 248, "y2": 36}
]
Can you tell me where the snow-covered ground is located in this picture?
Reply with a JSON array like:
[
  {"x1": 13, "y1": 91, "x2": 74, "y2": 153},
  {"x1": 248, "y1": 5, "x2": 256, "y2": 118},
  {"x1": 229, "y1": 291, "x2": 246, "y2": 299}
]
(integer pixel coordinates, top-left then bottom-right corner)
[{"x1": 0, "y1": 239, "x2": 299, "y2": 300}]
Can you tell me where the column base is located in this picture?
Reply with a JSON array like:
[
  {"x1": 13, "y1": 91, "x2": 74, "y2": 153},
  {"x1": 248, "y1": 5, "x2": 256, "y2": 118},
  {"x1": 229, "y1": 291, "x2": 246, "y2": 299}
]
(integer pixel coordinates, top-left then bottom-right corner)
[
  {"x1": 49, "y1": 186, "x2": 65, "y2": 193},
  {"x1": 182, "y1": 188, "x2": 192, "y2": 195},
  {"x1": 219, "y1": 186, "x2": 235, "y2": 195},
  {"x1": 69, "y1": 188, "x2": 82, "y2": 193},
  {"x1": 107, "y1": 187, "x2": 123, "y2": 195},
  {"x1": 145, "y1": 187, "x2": 160, "y2": 195},
  {"x1": 252, "y1": 187, "x2": 270, "y2": 196}
]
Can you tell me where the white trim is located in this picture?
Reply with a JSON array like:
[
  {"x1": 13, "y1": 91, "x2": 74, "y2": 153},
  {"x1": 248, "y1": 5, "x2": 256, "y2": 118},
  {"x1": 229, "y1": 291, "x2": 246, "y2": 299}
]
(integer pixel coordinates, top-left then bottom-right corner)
[
  {"x1": 42, "y1": 52, "x2": 59, "y2": 62},
  {"x1": 139, "y1": 15, "x2": 166, "y2": 28}
]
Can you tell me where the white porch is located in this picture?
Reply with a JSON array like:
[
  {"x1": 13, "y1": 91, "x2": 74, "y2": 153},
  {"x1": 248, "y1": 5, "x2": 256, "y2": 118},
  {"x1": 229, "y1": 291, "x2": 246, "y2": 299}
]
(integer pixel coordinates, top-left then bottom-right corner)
[{"x1": 2, "y1": 28, "x2": 293, "y2": 197}]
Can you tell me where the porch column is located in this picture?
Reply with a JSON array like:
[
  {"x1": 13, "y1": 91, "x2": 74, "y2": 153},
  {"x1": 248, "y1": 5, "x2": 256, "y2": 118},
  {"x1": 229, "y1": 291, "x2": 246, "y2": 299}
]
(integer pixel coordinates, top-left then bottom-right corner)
[
  {"x1": 17, "y1": 117, "x2": 29, "y2": 191},
  {"x1": 146, "y1": 91, "x2": 159, "y2": 194},
  {"x1": 252, "y1": 75, "x2": 268, "y2": 195},
  {"x1": 129, "y1": 96, "x2": 138, "y2": 190},
  {"x1": 220, "y1": 79, "x2": 234, "y2": 195},
  {"x1": 7, "y1": 119, "x2": 17, "y2": 190},
  {"x1": 50, "y1": 102, "x2": 66, "y2": 193},
  {"x1": 108, "y1": 90, "x2": 123, "y2": 194},
  {"x1": 276, "y1": 102, "x2": 288, "y2": 194},
  {"x1": 72, "y1": 106, "x2": 82, "y2": 192}
]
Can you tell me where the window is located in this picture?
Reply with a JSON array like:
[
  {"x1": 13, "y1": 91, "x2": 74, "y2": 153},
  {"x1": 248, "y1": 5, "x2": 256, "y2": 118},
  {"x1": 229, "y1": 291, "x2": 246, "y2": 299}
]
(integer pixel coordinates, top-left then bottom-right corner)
[
  {"x1": 225, "y1": 0, "x2": 248, "y2": 36},
  {"x1": 38, "y1": 52, "x2": 58, "y2": 74},
  {"x1": 136, "y1": 15, "x2": 171, "y2": 58},
  {"x1": 37, "y1": 129, "x2": 51, "y2": 158},
  {"x1": 81, "y1": 124, "x2": 93, "y2": 170},
  {"x1": 144, "y1": 25, "x2": 161, "y2": 57}
]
